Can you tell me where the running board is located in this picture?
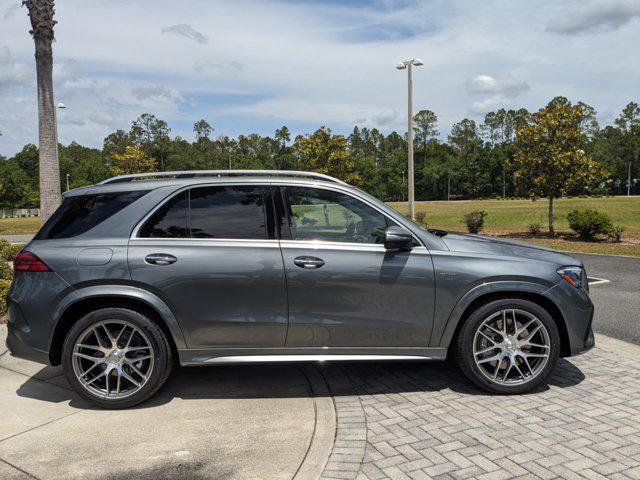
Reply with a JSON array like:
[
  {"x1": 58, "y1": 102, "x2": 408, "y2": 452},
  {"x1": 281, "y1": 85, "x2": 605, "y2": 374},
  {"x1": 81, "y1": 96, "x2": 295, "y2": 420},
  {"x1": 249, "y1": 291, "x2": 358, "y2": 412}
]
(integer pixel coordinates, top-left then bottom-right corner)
[{"x1": 178, "y1": 349, "x2": 447, "y2": 366}]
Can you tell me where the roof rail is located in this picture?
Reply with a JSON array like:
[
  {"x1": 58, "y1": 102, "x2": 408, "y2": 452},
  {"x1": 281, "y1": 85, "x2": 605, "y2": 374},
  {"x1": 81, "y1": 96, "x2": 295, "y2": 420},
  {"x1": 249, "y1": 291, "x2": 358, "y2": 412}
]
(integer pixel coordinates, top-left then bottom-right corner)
[{"x1": 98, "y1": 170, "x2": 348, "y2": 186}]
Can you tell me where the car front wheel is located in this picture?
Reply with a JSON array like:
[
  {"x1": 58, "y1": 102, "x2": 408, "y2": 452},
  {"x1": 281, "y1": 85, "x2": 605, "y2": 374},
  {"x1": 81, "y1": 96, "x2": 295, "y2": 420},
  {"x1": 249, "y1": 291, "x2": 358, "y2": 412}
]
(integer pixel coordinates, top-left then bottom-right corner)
[
  {"x1": 62, "y1": 308, "x2": 173, "y2": 409},
  {"x1": 455, "y1": 299, "x2": 560, "y2": 394}
]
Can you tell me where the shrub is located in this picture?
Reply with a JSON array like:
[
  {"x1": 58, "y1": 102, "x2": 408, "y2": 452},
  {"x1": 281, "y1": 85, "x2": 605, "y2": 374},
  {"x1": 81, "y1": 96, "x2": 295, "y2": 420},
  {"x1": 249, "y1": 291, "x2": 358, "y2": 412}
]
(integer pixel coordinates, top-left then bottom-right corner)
[
  {"x1": 0, "y1": 260, "x2": 12, "y2": 281},
  {"x1": 610, "y1": 225, "x2": 625, "y2": 243},
  {"x1": 0, "y1": 279, "x2": 11, "y2": 315},
  {"x1": 415, "y1": 211, "x2": 427, "y2": 226},
  {"x1": 527, "y1": 223, "x2": 542, "y2": 236},
  {"x1": 1, "y1": 243, "x2": 23, "y2": 262},
  {"x1": 567, "y1": 209, "x2": 614, "y2": 240},
  {"x1": 461, "y1": 210, "x2": 488, "y2": 234}
]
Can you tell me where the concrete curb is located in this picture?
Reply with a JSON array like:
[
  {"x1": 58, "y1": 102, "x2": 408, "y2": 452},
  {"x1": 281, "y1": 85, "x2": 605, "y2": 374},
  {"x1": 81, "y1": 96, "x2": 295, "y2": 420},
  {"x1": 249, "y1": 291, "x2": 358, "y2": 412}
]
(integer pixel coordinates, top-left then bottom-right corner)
[{"x1": 294, "y1": 365, "x2": 337, "y2": 480}]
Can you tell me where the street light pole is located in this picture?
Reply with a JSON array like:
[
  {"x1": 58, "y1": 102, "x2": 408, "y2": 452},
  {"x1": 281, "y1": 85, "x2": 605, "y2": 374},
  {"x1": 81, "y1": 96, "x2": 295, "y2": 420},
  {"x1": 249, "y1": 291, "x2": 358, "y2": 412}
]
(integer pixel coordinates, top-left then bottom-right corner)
[
  {"x1": 396, "y1": 59, "x2": 423, "y2": 221},
  {"x1": 66, "y1": 173, "x2": 70, "y2": 192}
]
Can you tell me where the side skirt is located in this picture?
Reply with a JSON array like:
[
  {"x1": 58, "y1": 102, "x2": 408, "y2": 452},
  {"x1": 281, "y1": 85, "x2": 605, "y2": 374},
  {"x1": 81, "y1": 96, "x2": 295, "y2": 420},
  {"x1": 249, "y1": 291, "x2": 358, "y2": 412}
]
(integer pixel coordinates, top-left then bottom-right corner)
[{"x1": 178, "y1": 347, "x2": 448, "y2": 366}]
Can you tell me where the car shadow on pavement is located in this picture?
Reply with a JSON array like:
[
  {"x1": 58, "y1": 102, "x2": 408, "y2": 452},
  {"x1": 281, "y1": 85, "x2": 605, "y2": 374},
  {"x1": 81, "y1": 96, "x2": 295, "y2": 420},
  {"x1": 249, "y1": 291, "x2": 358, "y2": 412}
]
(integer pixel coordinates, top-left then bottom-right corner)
[{"x1": 15, "y1": 357, "x2": 585, "y2": 409}]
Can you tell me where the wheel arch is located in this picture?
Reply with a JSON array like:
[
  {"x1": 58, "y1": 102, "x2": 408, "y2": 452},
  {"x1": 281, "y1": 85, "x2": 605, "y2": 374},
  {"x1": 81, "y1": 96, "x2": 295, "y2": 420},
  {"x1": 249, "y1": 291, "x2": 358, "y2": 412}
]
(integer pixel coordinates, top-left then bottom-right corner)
[
  {"x1": 49, "y1": 286, "x2": 186, "y2": 365},
  {"x1": 439, "y1": 284, "x2": 571, "y2": 358}
]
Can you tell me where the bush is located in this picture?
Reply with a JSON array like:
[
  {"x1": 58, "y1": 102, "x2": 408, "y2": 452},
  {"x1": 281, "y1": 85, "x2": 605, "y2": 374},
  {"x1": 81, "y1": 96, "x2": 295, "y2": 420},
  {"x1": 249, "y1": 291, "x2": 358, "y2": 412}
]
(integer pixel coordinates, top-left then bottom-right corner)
[
  {"x1": 567, "y1": 209, "x2": 614, "y2": 240},
  {"x1": 1, "y1": 243, "x2": 23, "y2": 262},
  {"x1": 0, "y1": 279, "x2": 11, "y2": 315},
  {"x1": 527, "y1": 223, "x2": 542, "y2": 236},
  {"x1": 461, "y1": 210, "x2": 488, "y2": 234},
  {"x1": 415, "y1": 211, "x2": 427, "y2": 226},
  {"x1": 0, "y1": 260, "x2": 12, "y2": 281},
  {"x1": 610, "y1": 225, "x2": 625, "y2": 243}
]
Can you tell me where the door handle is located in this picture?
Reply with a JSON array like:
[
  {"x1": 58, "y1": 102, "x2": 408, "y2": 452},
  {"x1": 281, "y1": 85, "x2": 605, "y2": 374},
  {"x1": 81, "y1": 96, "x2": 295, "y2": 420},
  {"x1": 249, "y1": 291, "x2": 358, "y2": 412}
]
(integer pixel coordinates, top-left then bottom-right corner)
[
  {"x1": 294, "y1": 256, "x2": 325, "y2": 269},
  {"x1": 145, "y1": 253, "x2": 177, "y2": 266}
]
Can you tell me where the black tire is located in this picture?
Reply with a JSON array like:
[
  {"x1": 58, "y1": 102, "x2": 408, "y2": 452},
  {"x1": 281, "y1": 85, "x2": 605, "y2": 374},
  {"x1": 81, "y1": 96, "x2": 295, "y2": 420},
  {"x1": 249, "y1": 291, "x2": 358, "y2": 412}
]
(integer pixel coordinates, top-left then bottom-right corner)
[
  {"x1": 62, "y1": 308, "x2": 173, "y2": 409},
  {"x1": 455, "y1": 298, "x2": 560, "y2": 394}
]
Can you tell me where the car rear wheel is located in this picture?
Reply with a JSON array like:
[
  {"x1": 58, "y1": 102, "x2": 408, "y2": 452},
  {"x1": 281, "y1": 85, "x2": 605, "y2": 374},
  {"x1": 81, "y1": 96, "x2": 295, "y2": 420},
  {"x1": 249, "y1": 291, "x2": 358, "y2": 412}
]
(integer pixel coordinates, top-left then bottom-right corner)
[
  {"x1": 62, "y1": 308, "x2": 172, "y2": 409},
  {"x1": 455, "y1": 299, "x2": 560, "y2": 394}
]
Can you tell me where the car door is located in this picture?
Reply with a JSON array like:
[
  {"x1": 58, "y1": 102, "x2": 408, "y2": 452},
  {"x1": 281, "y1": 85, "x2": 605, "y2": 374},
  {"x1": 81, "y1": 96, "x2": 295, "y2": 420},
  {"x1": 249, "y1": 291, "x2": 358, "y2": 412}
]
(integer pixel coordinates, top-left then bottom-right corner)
[
  {"x1": 277, "y1": 185, "x2": 435, "y2": 349},
  {"x1": 128, "y1": 184, "x2": 288, "y2": 349}
]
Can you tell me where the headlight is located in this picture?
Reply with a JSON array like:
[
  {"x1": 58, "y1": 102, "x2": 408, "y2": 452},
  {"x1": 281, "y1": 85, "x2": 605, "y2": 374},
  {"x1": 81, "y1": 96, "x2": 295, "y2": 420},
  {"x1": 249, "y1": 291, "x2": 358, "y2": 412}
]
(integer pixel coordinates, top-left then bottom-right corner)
[{"x1": 557, "y1": 266, "x2": 584, "y2": 289}]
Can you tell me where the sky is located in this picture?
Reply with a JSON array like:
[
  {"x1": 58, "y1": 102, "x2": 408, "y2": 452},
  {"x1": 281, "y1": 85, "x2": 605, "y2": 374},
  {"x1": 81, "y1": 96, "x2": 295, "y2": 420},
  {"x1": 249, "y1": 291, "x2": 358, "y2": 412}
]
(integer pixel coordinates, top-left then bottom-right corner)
[{"x1": 0, "y1": 0, "x2": 639, "y2": 156}]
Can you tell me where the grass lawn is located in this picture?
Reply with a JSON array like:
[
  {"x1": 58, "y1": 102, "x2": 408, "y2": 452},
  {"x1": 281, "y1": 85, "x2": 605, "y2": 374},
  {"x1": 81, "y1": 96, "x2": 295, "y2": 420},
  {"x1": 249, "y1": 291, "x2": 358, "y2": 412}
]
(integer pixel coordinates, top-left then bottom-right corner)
[
  {"x1": 0, "y1": 216, "x2": 41, "y2": 235},
  {"x1": 1, "y1": 196, "x2": 638, "y2": 256},
  {"x1": 388, "y1": 196, "x2": 640, "y2": 257}
]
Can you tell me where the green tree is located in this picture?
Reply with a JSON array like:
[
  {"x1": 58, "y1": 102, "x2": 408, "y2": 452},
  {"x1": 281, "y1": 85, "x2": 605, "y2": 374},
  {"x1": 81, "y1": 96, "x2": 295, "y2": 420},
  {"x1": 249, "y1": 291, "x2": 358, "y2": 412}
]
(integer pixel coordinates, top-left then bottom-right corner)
[
  {"x1": 413, "y1": 109, "x2": 438, "y2": 168},
  {"x1": 512, "y1": 102, "x2": 608, "y2": 236},
  {"x1": 193, "y1": 119, "x2": 213, "y2": 141},
  {"x1": 130, "y1": 113, "x2": 171, "y2": 170},
  {"x1": 110, "y1": 145, "x2": 156, "y2": 176},
  {"x1": 614, "y1": 102, "x2": 640, "y2": 195},
  {"x1": 24, "y1": 0, "x2": 61, "y2": 222},
  {"x1": 293, "y1": 126, "x2": 359, "y2": 185}
]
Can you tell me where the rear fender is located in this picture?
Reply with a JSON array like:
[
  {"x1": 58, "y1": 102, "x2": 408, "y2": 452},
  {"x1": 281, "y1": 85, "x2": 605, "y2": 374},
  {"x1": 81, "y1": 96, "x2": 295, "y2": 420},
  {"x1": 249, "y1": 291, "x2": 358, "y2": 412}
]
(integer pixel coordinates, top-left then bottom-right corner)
[{"x1": 52, "y1": 285, "x2": 187, "y2": 349}]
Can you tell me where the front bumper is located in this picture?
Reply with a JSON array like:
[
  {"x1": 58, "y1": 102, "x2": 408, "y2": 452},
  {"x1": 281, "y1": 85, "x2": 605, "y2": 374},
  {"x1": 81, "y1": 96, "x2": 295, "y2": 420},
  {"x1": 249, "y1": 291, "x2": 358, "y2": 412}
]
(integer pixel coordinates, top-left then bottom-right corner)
[{"x1": 545, "y1": 281, "x2": 595, "y2": 357}]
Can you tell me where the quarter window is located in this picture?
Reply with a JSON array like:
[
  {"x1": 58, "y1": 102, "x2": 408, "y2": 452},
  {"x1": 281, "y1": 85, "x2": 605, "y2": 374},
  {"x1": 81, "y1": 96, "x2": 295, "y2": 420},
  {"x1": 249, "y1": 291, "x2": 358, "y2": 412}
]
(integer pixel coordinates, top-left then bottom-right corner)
[
  {"x1": 36, "y1": 190, "x2": 150, "y2": 240},
  {"x1": 282, "y1": 187, "x2": 391, "y2": 244}
]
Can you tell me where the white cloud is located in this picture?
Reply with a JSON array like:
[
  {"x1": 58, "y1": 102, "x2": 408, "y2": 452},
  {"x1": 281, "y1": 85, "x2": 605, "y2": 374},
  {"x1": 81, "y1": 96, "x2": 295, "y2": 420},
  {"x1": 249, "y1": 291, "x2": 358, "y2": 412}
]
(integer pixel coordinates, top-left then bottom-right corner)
[
  {"x1": 0, "y1": 0, "x2": 639, "y2": 155},
  {"x1": 546, "y1": 0, "x2": 640, "y2": 34},
  {"x1": 465, "y1": 74, "x2": 530, "y2": 98},
  {"x1": 161, "y1": 24, "x2": 208, "y2": 44},
  {"x1": 371, "y1": 109, "x2": 401, "y2": 127},
  {"x1": 0, "y1": 46, "x2": 31, "y2": 90}
]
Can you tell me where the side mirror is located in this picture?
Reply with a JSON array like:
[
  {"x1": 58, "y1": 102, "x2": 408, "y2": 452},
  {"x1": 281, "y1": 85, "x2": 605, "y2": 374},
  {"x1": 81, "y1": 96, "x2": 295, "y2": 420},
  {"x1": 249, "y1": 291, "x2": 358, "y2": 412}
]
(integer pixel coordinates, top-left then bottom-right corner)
[{"x1": 383, "y1": 226, "x2": 414, "y2": 251}]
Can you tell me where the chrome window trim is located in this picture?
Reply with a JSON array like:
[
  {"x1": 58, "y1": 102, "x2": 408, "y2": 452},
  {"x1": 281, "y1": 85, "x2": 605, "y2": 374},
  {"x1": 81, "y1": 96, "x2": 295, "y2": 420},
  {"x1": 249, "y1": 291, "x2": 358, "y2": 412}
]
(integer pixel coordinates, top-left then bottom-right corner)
[
  {"x1": 129, "y1": 238, "x2": 280, "y2": 248},
  {"x1": 131, "y1": 181, "x2": 426, "y2": 249},
  {"x1": 279, "y1": 240, "x2": 429, "y2": 254}
]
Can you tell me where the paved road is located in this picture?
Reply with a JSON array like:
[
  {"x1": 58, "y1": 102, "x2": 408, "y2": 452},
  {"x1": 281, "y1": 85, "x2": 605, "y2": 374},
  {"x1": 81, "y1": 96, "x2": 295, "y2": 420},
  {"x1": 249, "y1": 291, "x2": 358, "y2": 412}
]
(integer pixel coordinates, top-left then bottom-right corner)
[
  {"x1": 1, "y1": 234, "x2": 33, "y2": 244},
  {"x1": 573, "y1": 253, "x2": 640, "y2": 346}
]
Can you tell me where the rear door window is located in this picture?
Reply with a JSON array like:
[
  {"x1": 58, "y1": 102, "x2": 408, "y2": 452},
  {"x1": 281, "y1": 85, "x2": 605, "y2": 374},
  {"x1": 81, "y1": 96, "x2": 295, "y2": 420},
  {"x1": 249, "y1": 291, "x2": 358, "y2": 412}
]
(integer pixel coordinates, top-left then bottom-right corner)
[
  {"x1": 138, "y1": 191, "x2": 188, "y2": 238},
  {"x1": 139, "y1": 185, "x2": 274, "y2": 240},
  {"x1": 36, "y1": 190, "x2": 149, "y2": 240}
]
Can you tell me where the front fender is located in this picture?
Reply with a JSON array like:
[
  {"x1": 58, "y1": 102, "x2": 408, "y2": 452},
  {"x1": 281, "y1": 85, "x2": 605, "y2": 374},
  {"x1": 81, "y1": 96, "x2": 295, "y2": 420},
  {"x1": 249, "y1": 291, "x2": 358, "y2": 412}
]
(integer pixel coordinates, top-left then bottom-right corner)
[
  {"x1": 52, "y1": 285, "x2": 187, "y2": 349},
  {"x1": 437, "y1": 280, "x2": 553, "y2": 348}
]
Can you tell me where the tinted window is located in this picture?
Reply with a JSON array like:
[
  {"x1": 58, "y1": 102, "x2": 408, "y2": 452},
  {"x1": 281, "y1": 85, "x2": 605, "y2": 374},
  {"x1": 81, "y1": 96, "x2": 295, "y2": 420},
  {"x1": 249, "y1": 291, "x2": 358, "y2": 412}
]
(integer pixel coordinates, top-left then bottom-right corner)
[
  {"x1": 36, "y1": 190, "x2": 149, "y2": 240},
  {"x1": 190, "y1": 186, "x2": 268, "y2": 239},
  {"x1": 139, "y1": 191, "x2": 188, "y2": 238},
  {"x1": 283, "y1": 187, "x2": 390, "y2": 244}
]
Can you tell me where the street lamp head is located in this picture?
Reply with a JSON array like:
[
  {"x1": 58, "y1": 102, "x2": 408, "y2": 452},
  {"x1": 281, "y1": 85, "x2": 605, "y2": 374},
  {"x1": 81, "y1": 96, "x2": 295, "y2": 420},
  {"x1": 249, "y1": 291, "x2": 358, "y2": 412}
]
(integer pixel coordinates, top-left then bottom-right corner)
[
  {"x1": 56, "y1": 102, "x2": 66, "y2": 109},
  {"x1": 412, "y1": 58, "x2": 424, "y2": 66},
  {"x1": 395, "y1": 62, "x2": 407, "y2": 70}
]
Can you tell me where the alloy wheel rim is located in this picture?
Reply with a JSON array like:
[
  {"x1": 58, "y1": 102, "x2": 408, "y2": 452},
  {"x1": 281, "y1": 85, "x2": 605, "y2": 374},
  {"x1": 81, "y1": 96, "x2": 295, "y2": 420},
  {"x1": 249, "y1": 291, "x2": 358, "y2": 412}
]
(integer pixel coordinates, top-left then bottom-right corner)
[
  {"x1": 473, "y1": 309, "x2": 550, "y2": 386},
  {"x1": 72, "y1": 320, "x2": 154, "y2": 399}
]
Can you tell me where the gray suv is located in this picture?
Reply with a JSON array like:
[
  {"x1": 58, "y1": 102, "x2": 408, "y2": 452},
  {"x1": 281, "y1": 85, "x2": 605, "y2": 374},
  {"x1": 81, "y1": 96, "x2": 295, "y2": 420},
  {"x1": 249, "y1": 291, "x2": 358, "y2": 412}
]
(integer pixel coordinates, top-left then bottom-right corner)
[{"x1": 6, "y1": 170, "x2": 594, "y2": 408}]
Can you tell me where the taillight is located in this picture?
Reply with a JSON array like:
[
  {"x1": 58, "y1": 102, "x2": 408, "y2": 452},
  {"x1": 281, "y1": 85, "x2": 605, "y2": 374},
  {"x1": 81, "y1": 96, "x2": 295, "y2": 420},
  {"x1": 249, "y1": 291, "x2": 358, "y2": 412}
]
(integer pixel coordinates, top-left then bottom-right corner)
[{"x1": 13, "y1": 251, "x2": 52, "y2": 272}]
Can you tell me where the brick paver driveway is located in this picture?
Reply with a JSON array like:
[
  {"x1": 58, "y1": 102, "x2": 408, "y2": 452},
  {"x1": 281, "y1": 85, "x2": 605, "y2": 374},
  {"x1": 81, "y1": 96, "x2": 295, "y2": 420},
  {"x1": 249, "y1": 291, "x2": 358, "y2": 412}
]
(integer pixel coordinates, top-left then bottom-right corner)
[{"x1": 317, "y1": 339, "x2": 640, "y2": 480}]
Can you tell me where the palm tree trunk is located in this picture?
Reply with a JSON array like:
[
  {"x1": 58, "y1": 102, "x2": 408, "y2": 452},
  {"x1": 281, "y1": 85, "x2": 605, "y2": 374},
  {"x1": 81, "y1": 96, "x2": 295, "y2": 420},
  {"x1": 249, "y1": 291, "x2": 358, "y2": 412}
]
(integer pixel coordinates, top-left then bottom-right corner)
[
  {"x1": 25, "y1": 0, "x2": 61, "y2": 224},
  {"x1": 35, "y1": 39, "x2": 61, "y2": 223}
]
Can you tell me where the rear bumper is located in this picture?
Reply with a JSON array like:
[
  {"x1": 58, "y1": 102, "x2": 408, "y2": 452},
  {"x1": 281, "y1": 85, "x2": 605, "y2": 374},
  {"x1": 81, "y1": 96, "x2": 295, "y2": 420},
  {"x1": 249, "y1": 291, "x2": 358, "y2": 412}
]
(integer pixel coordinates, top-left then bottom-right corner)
[{"x1": 5, "y1": 321, "x2": 50, "y2": 365}]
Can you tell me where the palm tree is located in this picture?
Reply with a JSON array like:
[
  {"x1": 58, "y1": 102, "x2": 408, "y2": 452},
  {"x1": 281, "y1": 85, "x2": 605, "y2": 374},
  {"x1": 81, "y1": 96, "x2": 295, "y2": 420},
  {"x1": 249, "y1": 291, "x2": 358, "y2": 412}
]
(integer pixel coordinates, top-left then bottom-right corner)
[{"x1": 24, "y1": 0, "x2": 61, "y2": 223}]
